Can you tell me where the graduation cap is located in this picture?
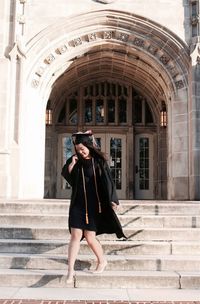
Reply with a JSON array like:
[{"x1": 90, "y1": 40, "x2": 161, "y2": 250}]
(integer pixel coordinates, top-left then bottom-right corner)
[{"x1": 72, "y1": 130, "x2": 94, "y2": 145}]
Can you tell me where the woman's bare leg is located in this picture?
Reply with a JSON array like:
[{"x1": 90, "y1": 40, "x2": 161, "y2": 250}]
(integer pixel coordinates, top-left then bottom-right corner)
[
  {"x1": 67, "y1": 228, "x2": 82, "y2": 282},
  {"x1": 84, "y1": 230, "x2": 107, "y2": 273}
]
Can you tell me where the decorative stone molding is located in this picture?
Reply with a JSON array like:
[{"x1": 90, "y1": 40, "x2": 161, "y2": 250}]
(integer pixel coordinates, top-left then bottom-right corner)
[
  {"x1": 28, "y1": 11, "x2": 189, "y2": 92},
  {"x1": 88, "y1": 33, "x2": 97, "y2": 41},
  {"x1": 31, "y1": 29, "x2": 186, "y2": 90},
  {"x1": 191, "y1": 15, "x2": 200, "y2": 25},
  {"x1": 117, "y1": 33, "x2": 129, "y2": 42},
  {"x1": 104, "y1": 31, "x2": 112, "y2": 39},
  {"x1": 133, "y1": 37, "x2": 145, "y2": 48},
  {"x1": 44, "y1": 54, "x2": 55, "y2": 64},
  {"x1": 56, "y1": 45, "x2": 68, "y2": 54},
  {"x1": 175, "y1": 80, "x2": 184, "y2": 90},
  {"x1": 73, "y1": 38, "x2": 82, "y2": 46}
]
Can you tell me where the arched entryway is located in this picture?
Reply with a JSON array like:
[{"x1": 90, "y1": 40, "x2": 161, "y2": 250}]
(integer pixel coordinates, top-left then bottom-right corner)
[
  {"x1": 45, "y1": 79, "x2": 162, "y2": 200},
  {"x1": 20, "y1": 10, "x2": 190, "y2": 200}
]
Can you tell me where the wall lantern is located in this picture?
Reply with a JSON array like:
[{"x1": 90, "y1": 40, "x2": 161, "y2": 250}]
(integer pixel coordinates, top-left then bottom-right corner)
[
  {"x1": 46, "y1": 100, "x2": 52, "y2": 126},
  {"x1": 46, "y1": 109, "x2": 52, "y2": 125},
  {"x1": 160, "y1": 103, "x2": 167, "y2": 127}
]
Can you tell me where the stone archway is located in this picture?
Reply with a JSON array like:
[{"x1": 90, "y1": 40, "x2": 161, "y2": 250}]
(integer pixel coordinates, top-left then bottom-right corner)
[{"x1": 18, "y1": 9, "x2": 190, "y2": 199}]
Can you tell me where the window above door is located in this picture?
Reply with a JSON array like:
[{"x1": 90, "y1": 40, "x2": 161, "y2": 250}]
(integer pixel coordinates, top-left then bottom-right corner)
[{"x1": 56, "y1": 81, "x2": 155, "y2": 127}]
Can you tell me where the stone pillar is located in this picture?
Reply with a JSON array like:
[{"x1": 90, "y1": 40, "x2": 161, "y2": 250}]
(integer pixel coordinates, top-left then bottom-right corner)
[
  {"x1": 0, "y1": 0, "x2": 12, "y2": 198},
  {"x1": 189, "y1": 42, "x2": 200, "y2": 199},
  {"x1": 168, "y1": 88, "x2": 190, "y2": 200}
]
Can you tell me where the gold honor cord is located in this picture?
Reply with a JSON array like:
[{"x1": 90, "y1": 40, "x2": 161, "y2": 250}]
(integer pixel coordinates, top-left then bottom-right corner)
[
  {"x1": 92, "y1": 158, "x2": 102, "y2": 213},
  {"x1": 81, "y1": 158, "x2": 102, "y2": 224}
]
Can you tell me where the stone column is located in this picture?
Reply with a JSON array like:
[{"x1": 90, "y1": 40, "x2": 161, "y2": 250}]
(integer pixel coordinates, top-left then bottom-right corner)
[
  {"x1": 168, "y1": 87, "x2": 190, "y2": 200},
  {"x1": 189, "y1": 43, "x2": 200, "y2": 199}
]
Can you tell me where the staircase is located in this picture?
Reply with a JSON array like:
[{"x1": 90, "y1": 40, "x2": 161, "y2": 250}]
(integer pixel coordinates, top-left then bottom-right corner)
[{"x1": 0, "y1": 199, "x2": 200, "y2": 289}]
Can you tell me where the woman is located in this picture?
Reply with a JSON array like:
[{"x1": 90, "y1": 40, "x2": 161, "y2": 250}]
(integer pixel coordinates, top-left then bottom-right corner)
[{"x1": 61, "y1": 130, "x2": 126, "y2": 283}]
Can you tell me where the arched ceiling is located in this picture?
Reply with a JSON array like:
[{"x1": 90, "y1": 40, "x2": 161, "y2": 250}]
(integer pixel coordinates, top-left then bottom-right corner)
[{"x1": 50, "y1": 42, "x2": 172, "y2": 114}]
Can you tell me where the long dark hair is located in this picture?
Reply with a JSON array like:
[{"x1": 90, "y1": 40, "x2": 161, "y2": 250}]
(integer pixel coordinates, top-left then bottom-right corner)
[{"x1": 75, "y1": 142, "x2": 107, "y2": 161}]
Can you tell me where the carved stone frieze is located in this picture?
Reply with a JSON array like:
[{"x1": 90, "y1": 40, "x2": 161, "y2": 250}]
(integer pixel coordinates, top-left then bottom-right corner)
[
  {"x1": 175, "y1": 80, "x2": 184, "y2": 90},
  {"x1": 104, "y1": 31, "x2": 112, "y2": 39},
  {"x1": 32, "y1": 30, "x2": 185, "y2": 91},
  {"x1": 88, "y1": 33, "x2": 97, "y2": 41},
  {"x1": 73, "y1": 38, "x2": 82, "y2": 46},
  {"x1": 44, "y1": 54, "x2": 55, "y2": 64},
  {"x1": 117, "y1": 33, "x2": 129, "y2": 42},
  {"x1": 133, "y1": 37, "x2": 144, "y2": 48},
  {"x1": 160, "y1": 55, "x2": 170, "y2": 65},
  {"x1": 56, "y1": 45, "x2": 68, "y2": 54}
]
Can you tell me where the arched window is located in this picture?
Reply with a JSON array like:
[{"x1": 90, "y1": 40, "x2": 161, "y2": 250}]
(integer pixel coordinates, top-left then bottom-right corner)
[{"x1": 56, "y1": 82, "x2": 154, "y2": 126}]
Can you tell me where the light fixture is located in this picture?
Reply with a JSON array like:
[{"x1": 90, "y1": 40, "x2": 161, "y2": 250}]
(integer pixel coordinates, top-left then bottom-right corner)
[
  {"x1": 46, "y1": 109, "x2": 52, "y2": 125},
  {"x1": 160, "y1": 103, "x2": 167, "y2": 127}
]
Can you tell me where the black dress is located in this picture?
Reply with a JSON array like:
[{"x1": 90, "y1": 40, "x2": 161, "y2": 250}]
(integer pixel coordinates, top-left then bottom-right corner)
[{"x1": 69, "y1": 158, "x2": 100, "y2": 231}]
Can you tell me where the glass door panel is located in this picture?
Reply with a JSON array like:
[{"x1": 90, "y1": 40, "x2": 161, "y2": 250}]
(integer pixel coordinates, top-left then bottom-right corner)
[{"x1": 135, "y1": 134, "x2": 154, "y2": 199}]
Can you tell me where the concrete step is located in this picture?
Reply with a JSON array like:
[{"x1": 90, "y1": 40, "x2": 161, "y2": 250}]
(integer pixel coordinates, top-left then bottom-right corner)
[
  {"x1": 0, "y1": 268, "x2": 181, "y2": 288},
  {"x1": 0, "y1": 268, "x2": 199, "y2": 289},
  {"x1": 1, "y1": 227, "x2": 200, "y2": 241},
  {"x1": 1, "y1": 253, "x2": 200, "y2": 272},
  {"x1": 1, "y1": 200, "x2": 200, "y2": 216},
  {"x1": 1, "y1": 239, "x2": 200, "y2": 255},
  {"x1": 1, "y1": 213, "x2": 200, "y2": 228}
]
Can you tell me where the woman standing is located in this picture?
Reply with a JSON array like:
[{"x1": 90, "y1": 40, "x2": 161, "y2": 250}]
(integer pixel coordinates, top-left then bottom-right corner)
[{"x1": 61, "y1": 130, "x2": 126, "y2": 283}]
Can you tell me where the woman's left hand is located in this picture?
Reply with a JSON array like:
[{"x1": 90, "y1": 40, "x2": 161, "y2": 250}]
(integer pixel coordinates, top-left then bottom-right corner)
[{"x1": 111, "y1": 201, "x2": 119, "y2": 211}]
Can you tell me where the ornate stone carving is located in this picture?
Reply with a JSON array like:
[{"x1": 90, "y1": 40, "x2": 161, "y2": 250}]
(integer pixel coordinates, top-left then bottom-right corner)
[
  {"x1": 160, "y1": 55, "x2": 170, "y2": 65},
  {"x1": 175, "y1": 80, "x2": 184, "y2": 90},
  {"x1": 73, "y1": 38, "x2": 82, "y2": 46},
  {"x1": 104, "y1": 31, "x2": 112, "y2": 39},
  {"x1": 191, "y1": 15, "x2": 200, "y2": 25},
  {"x1": 133, "y1": 37, "x2": 144, "y2": 47},
  {"x1": 148, "y1": 45, "x2": 158, "y2": 55},
  {"x1": 56, "y1": 45, "x2": 68, "y2": 54},
  {"x1": 88, "y1": 33, "x2": 97, "y2": 41},
  {"x1": 32, "y1": 30, "x2": 185, "y2": 91},
  {"x1": 117, "y1": 33, "x2": 129, "y2": 42},
  {"x1": 44, "y1": 54, "x2": 55, "y2": 64}
]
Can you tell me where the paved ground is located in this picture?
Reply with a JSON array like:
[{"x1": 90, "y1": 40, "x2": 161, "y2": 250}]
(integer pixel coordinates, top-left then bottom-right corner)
[
  {"x1": 0, "y1": 288, "x2": 200, "y2": 302},
  {"x1": 0, "y1": 301, "x2": 200, "y2": 304}
]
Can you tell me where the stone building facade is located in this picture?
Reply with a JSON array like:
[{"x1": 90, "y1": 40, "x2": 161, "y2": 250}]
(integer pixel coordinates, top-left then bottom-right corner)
[{"x1": 0, "y1": 0, "x2": 200, "y2": 201}]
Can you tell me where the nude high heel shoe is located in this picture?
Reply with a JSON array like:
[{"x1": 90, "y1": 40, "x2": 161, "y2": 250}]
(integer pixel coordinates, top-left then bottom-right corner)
[
  {"x1": 66, "y1": 271, "x2": 75, "y2": 284},
  {"x1": 92, "y1": 260, "x2": 107, "y2": 274}
]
